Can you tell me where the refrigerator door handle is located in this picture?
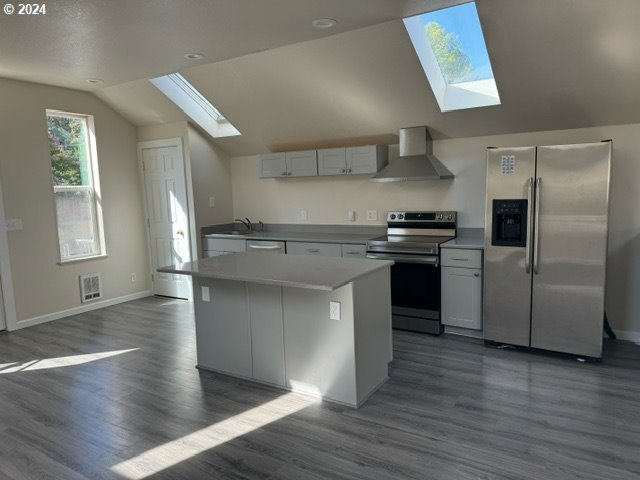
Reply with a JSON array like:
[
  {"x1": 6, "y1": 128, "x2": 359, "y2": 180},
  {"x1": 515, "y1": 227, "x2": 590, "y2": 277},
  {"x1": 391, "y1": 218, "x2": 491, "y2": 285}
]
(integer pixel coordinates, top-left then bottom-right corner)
[
  {"x1": 525, "y1": 177, "x2": 533, "y2": 273},
  {"x1": 533, "y1": 177, "x2": 541, "y2": 274}
]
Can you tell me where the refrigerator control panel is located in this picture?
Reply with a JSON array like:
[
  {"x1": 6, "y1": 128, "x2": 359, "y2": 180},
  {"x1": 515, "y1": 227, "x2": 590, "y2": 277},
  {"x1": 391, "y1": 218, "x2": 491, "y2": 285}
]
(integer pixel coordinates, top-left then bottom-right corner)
[{"x1": 491, "y1": 199, "x2": 528, "y2": 247}]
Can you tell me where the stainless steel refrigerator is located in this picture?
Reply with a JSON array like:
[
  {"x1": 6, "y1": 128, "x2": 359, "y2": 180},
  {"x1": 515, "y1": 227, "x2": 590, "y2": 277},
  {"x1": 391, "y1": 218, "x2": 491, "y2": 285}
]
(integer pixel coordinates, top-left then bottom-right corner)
[{"x1": 483, "y1": 141, "x2": 612, "y2": 359}]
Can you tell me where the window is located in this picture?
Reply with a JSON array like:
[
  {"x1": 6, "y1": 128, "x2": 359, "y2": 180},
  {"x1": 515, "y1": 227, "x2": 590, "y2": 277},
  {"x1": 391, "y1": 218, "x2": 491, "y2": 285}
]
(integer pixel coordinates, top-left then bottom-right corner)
[
  {"x1": 150, "y1": 73, "x2": 241, "y2": 138},
  {"x1": 46, "y1": 110, "x2": 106, "y2": 262},
  {"x1": 404, "y1": 2, "x2": 500, "y2": 112}
]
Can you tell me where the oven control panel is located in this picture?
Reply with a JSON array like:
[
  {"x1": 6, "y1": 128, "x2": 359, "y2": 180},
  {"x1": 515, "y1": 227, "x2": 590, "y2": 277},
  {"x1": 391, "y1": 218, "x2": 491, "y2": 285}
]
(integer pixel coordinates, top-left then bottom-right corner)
[{"x1": 387, "y1": 211, "x2": 457, "y2": 223}]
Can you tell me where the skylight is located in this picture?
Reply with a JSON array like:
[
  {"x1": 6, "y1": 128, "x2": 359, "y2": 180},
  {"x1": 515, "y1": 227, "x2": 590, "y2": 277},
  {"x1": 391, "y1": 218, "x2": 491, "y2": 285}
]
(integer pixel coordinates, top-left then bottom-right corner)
[
  {"x1": 404, "y1": 2, "x2": 500, "y2": 112},
  {"x1": 150, "y1": 73, "x2": 241, "y2": 138}
]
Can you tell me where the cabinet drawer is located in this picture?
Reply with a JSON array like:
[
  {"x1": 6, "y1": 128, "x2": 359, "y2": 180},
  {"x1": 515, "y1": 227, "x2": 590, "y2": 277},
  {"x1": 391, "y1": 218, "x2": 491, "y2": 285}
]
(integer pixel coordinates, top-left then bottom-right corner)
[
  {"x1": 441, "y1": 248, "x2": 482, "y2": 268},
  {"x1": 341, "y1": 244, "x2": 366, "y2": 258},
  {"x1": 286, "y1": 241, "x2": 342, "y2": 257},
  {"x1": 202, "y1": 238, "x2": 247, "y2": 253}
]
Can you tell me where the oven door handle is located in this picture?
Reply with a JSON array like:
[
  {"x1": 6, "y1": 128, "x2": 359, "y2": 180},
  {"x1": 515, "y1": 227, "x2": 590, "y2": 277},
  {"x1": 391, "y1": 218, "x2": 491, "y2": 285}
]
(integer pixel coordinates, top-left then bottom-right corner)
[{"x1": 366, "y1": 253, "x2": 439, "y2": 266}]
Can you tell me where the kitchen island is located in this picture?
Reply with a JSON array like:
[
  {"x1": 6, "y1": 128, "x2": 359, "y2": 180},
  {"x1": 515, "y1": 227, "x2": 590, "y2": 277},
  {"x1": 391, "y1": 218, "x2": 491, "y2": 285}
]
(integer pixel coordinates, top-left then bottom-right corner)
[{"x1": 158, "y1": 252, "x2": 393, "y2": 408}]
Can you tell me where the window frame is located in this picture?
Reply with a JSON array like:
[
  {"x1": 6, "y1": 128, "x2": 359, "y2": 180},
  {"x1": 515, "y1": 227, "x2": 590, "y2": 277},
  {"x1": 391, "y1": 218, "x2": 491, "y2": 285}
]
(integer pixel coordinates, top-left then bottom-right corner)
[{"x1": 46, "y1": 109, "x2": 107, "y2": 264}]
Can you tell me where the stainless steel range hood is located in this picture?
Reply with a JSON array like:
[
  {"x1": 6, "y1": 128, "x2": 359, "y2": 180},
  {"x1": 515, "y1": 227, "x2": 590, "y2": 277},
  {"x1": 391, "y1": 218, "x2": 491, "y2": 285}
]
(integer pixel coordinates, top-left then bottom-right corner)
[{"x1": 371, "y1": 126, "x2": 454, "y2": 182}]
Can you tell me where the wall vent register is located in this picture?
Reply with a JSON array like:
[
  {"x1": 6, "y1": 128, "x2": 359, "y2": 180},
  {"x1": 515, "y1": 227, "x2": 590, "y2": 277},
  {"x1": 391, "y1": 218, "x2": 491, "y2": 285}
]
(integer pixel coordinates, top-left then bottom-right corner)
[{"x1": 79, "y1": 273, "x2": 102, "y2": 303}]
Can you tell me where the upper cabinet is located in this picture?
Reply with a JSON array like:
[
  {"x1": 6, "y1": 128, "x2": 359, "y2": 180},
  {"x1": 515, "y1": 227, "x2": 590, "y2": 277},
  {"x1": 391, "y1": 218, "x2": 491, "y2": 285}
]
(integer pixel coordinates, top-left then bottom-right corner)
[
  {"x1": 318, "y1": 145, "x2": 388, "y2": 176},
  {"x1": 260, "y1": 145, "x2": 388, "y2": 179},
  {"x1": 259, "y1": 150, "x2": 318, "y2": 178},
  {"x1": 285, "y1": 150, "x2": 318, "y2": 177}
]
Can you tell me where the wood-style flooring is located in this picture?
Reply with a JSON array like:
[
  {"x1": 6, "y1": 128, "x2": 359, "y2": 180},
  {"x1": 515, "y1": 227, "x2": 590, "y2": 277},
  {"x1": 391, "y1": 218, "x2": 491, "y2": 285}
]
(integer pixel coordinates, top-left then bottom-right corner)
[{"x1": 0, "y1": 296, "x2": 639, "y2": 479}]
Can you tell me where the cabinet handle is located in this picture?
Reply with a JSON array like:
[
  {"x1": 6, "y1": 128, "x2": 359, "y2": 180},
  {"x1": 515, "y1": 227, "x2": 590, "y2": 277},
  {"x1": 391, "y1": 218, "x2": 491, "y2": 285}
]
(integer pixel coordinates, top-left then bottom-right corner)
[
  {"x1": 288, "y1": 172, "x2": 293, "y2": 176},
  {"x1": 307, "y1": 249, "x2": 320, "y2": 253},
  {"x1": 347, "y1": 168, "x2": 352, "y2": 173},
  {"x1": 451, "y1": 258, "x2": 469, "y2": 261},
  {"x1": 281, "y1": 172, "x2": 287, "y2": 176},
  {"x1": 474, "y1": 273, "x2": 480, "y2": 277}
]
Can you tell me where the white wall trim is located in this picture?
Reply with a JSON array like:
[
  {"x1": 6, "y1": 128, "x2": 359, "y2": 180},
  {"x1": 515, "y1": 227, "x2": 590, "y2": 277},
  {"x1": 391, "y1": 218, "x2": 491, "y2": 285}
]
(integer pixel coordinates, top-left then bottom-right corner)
[
  {"x1": 11, "y1": 290, "x2": 152, "y2": 331},
  {"x1": 613, "y1": 329, "x2": 640, "y2": 344}
]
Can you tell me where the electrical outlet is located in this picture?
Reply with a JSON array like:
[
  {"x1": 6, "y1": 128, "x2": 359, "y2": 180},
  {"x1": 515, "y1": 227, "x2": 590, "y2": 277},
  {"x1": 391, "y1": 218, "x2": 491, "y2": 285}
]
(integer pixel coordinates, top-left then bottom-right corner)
[
  {"x1": 130, "y1": 273, "x2": 137, "y2": 283},
  {"x1": 209, "y1": 196, "x2": 216, "y2": 207},
  {"x1": 300, "y1": 209, "x2": 308, "y2": 221},
  {"x1": 367, "y1": 210, "x2": 378, "y2": 221},
  {"x1": 201, "y1": 286, "x2": 210, "y2": 302},
  {"x1": 329, "y1": 301, "x2": 341, "y2": 321}
]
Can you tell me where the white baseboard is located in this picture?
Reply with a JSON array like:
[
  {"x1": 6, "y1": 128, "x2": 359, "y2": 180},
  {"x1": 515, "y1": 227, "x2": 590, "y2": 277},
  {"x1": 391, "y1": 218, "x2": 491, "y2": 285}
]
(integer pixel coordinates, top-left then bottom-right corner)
[
  {"x1": 11, "y1": 290, "x2": 152, "y2": 331},
  {"x1": 613, "y1": 329, "x2": 640, "y2": 344}
]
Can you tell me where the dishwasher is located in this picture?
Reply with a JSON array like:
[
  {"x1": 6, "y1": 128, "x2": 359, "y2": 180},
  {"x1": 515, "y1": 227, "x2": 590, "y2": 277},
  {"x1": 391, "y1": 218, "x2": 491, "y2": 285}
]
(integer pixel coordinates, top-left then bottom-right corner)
[{"x1": 246, "y1": 240, "x2": 286, "y2": 254}]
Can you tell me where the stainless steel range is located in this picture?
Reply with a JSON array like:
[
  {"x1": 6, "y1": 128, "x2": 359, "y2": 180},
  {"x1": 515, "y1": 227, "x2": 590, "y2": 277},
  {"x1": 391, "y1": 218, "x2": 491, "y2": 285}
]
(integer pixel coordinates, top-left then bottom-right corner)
[{"x1": 366, "y1": 211, "x2": 457, "y2": 335}]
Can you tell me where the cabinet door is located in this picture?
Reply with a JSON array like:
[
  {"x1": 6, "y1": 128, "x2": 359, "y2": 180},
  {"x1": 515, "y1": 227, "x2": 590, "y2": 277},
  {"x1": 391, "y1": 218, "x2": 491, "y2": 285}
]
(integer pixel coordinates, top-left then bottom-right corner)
[
  {"x1": 203, "y1": 238, "x2": 246, "y2": 252},
  {"x1": 317, "y1": 148, "x2": 347, "y2": 176},
  {"x1": 441, "y1": 267, "x2": 482, "y2": 330},
  {"x1": 346, "y1": 145, "x2": 388, "y2": 175},
  {"x1": 259, "y1": 152, "x2": 287, "y2": 178},
  {"x1": 341, "y1": 244, "x2": 366, "y2": 258},
  {"x1": 248, "y1": 284, "x2": 285, "y2": 386},
  {"x1": 287, "y1": 241, "x2": 342, "y2": 257},
  {"x1": 193, "y1": 278, "x2": 252, "y2": 377},
  {"x1": 285, "y1": 150, "x2": 318, "y2": 177}
]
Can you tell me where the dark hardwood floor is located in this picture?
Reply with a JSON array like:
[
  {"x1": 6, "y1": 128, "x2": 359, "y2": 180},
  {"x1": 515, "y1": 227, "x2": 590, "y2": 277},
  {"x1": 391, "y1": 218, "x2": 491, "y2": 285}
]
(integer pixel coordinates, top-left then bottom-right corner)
[{"x1": 0, "y1": 296, "x2": 639, "y2": 479}]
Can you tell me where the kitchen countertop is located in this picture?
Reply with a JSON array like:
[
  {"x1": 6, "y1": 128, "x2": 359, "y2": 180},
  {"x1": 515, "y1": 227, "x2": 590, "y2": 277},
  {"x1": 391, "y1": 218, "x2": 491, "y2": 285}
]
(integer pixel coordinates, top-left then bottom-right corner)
[
  {"x1": 442, "y1": 236, "x2": 485, "y2": 249},
  {"x1": 158, "y1": 251, "x2": 394, "y2": 291},
  {"x1": 203, "y1": 231, "x2": 377, "y2": 244}
]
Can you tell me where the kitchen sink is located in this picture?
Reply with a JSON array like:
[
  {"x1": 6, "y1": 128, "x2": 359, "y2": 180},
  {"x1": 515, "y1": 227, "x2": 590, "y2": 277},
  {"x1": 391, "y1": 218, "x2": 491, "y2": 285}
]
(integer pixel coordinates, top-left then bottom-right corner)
[{"x1": 219, "y1": 230, "x2": 251, "y2": 235}]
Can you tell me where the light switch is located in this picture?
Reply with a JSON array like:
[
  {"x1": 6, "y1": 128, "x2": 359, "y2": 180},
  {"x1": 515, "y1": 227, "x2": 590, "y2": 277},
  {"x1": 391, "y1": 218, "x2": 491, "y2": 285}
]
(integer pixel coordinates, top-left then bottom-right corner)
[
  {"x1": 347, "y1": 210, "x2": 356, "y2": 222},
  {"x1": 5, "y1": 218, "x2": 23, "y2": 231},
  {"x1": 300, "y1": 209, "x2": 308, "y2": 221},
  {"x1": 209, "y1": 196, "x2": 216, "y2": 208},
  {"x1": 201, "y1": 286, "x2": 210, "y2": 302},
  {"x1": 329, "y1": 301, "x2": 341, "y2": 321}
]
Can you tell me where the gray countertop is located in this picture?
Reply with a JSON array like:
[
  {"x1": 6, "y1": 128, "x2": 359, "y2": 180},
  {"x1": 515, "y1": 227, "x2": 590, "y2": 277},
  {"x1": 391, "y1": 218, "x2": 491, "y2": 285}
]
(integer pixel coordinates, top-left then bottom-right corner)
[
  {"x1": 158, "y1": 251, "x2": 394, "y2": 291},
  {"x1": 203, "y1": 231, "x2": 376, "y2": 245},
  {"x1": 442, "y1": 236, "x2": 485, "y2": 249}
]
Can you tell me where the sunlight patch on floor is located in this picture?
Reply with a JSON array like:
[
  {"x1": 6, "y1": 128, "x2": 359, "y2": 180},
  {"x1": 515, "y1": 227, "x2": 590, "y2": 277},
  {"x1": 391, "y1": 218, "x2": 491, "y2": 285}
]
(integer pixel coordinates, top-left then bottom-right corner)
[
  {"x1": 0, "y1": 349, "x2": 139, "y2": 374},
  {"x1": 111, "y1": 392, "x2": 319, "y2": 479}
]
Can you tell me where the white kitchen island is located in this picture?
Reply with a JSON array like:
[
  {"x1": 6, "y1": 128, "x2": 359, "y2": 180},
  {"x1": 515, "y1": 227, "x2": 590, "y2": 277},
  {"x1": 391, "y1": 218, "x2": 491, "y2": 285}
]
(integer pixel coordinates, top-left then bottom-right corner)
[{"x1": 158, "y1": 252, "x2": 393, "y2": 408}]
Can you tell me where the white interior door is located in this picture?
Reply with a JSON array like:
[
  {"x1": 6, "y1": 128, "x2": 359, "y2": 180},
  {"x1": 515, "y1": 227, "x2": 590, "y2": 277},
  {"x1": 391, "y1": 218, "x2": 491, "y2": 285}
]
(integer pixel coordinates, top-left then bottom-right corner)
[
  {"x1": 140, "y1": 142, "x2": 191, "y2": 299},
  {"x1": 0, "y1": 272, "x2": 6, "y2": 331}
]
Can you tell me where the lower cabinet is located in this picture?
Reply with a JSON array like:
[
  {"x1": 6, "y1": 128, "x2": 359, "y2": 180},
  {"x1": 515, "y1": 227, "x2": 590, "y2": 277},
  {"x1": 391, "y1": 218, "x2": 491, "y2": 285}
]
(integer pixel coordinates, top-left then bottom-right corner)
[
  {"x1": 287, "y1": 241, "x2": 342, "y2": 257},
  {"x1": 201, "y1": 237, "x2": 247, "y2": 258},
  {"x1": 441, "y1": 248, "x2": 483, "y2": 330},
  {"x1": 287, "y1": 241, "x2": 367, "y2": 258},
  {"x1": 194, "y1": 278, "x2": 285, "y2": 386}
]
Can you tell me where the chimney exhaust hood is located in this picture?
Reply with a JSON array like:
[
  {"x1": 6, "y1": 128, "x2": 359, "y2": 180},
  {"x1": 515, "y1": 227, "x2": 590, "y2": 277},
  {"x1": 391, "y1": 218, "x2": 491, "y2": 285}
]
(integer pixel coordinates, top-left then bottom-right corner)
[{"x1": 371, "y1": 126, "x2": 454, "y2": 182}]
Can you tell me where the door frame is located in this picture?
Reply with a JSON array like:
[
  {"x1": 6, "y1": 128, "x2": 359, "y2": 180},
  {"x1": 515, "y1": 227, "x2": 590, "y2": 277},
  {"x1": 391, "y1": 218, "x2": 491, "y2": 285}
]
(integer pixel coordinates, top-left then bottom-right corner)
[
  {"x1": 137, "y1": 137, "x2": 196, "y2": 301},
  {"x1": 0, "y1": 178, "x2": 18, "y2": 331}
]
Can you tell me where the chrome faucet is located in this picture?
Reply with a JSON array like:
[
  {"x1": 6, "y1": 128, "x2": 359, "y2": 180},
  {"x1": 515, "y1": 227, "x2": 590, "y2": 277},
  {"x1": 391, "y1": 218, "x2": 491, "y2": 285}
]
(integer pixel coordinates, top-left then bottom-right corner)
[
  {"x1": 235, "y1": 218, "x2": 253, "y2": 232},
  {"x1": 258, "y1": 221, "x2": 265, "y2": 232}
]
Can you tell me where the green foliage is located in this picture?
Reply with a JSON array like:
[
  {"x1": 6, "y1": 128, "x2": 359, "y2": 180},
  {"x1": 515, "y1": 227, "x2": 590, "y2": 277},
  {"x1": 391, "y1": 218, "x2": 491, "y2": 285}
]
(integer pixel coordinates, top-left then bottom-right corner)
[
  {"x1": 47, "y1": 115, "x2": 88, "y2": 186},
  {"x1": 425, "y1": 21, "x2": 472, "y2": 84}
]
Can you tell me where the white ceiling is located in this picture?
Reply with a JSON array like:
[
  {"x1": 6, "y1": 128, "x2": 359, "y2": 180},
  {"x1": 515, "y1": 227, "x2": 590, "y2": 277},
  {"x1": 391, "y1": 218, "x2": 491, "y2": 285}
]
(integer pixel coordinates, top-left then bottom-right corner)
[{"x1": 3, "y1": 0, "x2": 640, "y2": 157}]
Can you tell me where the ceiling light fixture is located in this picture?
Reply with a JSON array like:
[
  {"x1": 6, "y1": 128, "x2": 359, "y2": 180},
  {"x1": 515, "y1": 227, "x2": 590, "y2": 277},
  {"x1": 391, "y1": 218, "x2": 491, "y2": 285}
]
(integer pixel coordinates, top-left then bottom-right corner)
[
  {"x1": 312, "y1": 18, "x2": 337, "y2": 29},
  {"x1": 85, "y1": 78, "x2": 104, "y2": 84},
  {"x1": 184, "y1": 53, "x2": 205, "y2": 60}
]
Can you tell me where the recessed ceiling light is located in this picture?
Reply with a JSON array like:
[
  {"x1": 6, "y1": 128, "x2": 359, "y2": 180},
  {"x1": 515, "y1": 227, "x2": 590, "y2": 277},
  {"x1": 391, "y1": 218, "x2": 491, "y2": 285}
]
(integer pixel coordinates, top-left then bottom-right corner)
[
  {"x1": 184, "y1": 53, "x2": 205, "y2": 60},
  {"x1": 312, "y1": 18, "x2": 337, "y2": 29},
  {"x1": 85, "y1": 78, "x2": 104, "y2": 84}
]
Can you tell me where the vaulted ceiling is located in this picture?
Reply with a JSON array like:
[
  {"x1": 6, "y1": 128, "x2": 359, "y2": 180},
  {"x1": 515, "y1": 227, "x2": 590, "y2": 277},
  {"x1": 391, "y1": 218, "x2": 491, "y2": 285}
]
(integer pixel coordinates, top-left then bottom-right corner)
[{"x1": 3, "y1": 0, "x2": 640, "y2": 156}]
